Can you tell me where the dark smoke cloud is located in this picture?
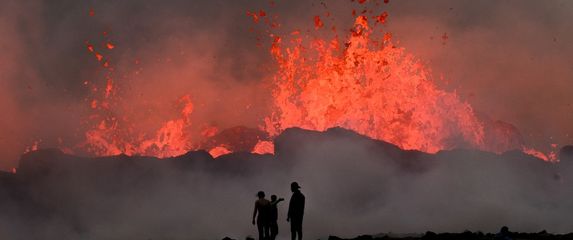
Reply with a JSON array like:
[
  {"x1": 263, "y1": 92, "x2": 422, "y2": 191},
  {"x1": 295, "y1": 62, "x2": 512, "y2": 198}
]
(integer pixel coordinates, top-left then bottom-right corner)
[{"x1": 0, "y1": 0, "x2": 571, "y2": 166}]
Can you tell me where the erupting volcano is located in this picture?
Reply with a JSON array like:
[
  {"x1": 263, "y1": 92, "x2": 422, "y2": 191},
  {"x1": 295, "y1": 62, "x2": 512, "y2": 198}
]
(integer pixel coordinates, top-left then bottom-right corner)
[
  {"x1": 65, "y1": 0, "x2": 553, "y2": 161},
  {"x1": 3, "y1": 1, "x2": 573, "y2": 239},
  {"x1": 267, "y1": 15, "x2": 493, "y2": 154}
]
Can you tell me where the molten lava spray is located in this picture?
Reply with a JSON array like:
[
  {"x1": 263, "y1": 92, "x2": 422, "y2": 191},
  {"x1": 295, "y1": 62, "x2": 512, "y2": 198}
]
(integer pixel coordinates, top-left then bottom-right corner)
[
  {"x1": 265, "y1": 16, "x2": 488, "y2": 153},
  {"x1": 77, "y1": 0, "x2": 552, "y2": 160},
  {"x1": 2, "y1": 0, "x2": 567, "y2": 169}
]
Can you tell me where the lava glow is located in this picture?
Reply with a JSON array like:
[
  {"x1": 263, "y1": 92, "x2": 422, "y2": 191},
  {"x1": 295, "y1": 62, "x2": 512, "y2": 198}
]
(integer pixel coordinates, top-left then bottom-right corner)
[
  {"x1": 72, "y1": 2, "x2": 555, "y2": 160},
  {"x1": 209, "y1": 146, "x2": 232, "y2": 158},
  {"x1": 265, "y1": 16, "x2": 488, "y2": 154},
  {"x1": 252, "y1": 140, "x2": 275, "y2": 155},
  {"x1": 84, "y1": 95, "x2": 196, "y2": 158}
]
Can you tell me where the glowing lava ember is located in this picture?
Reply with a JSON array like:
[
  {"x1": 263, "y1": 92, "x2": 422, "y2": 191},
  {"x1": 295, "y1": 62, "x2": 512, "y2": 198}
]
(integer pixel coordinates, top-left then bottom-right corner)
[{"x1": 74, "y1": 1, "x2": 555, "y2": 161}]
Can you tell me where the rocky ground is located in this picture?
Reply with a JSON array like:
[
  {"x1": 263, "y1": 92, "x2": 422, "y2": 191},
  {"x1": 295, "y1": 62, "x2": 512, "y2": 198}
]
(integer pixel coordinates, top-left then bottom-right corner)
[
  {"x1": 224, "y1": 230, "x2": 573, "y2": 240},
  {"x1": 328, "y1": 231, "x2": 573, "y2": 240}
]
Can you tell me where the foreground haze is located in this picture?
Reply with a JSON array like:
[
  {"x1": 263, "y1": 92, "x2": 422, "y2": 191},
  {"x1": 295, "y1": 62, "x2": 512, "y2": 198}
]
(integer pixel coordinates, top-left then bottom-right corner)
[{"x1": 1, "y1": 128, "x2": 573, "y2": 239}]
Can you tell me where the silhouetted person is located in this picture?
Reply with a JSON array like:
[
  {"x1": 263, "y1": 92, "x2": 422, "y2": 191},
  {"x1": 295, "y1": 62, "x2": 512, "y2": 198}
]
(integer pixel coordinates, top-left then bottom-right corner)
[
  {"x1": 287, "y1": 182, "x2": 305, "y2": 240},
  {"x1": 495, "y1": 226, "x2": 512, "y2": 240},
  {"x1": 253, "y1": 191, "x2": 271, "y2": 240},
  {"x1": 269, "y1": 195, "x2": 285, "y2": 240}
]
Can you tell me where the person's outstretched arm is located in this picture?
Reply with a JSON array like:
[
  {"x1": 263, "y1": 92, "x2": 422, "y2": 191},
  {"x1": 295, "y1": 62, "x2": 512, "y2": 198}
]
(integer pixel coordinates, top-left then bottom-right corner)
[{"x1": 272, "y1": 198, "x2": 285, "y2": 206}]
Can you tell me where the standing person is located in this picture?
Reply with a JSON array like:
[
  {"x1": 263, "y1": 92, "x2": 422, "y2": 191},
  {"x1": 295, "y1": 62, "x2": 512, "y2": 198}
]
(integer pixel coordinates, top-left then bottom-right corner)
[
  {"x1": 269, "y1": 195, "x2": 285, "y2": 240},
  {"x1": 253, "y1": 191, "x2": 271, "y2": 240},
  {"x1": 287, "y1": 182, "x2": 305, "y2": 240}
]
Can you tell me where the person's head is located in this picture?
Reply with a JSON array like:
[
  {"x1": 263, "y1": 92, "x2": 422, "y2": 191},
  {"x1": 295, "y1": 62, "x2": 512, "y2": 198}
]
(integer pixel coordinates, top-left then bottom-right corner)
[
  {"x1": 500, "y1": 226, "x2": 509, "y2": 234},
  {"x1": 257, "y1": 191, "x2": 265, "y2": 199},
  {"x1": 271, "y1": 195, "x2": 277, "y2": 201},
  {"x1": 290, "y1": 182, "x2": 301, "y2": 192}
]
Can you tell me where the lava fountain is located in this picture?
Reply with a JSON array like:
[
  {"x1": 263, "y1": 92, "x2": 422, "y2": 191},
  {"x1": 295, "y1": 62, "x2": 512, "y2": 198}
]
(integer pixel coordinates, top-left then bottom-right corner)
[
  {"x1": 264, "y1": 16, "x2": 488, "y2": 154},
  {"x1": 74, "y1": 1, "x2": 553, "y2": 160}
]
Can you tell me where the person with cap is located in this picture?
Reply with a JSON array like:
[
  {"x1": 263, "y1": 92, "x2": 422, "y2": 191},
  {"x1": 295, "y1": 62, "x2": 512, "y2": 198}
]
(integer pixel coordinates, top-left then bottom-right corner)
[
  {"x1": 253, "y1": 191, "x2": 271, "y2": 240},
  {"x1": 287, "y1": 182, "x2": 305, "y2": 240}
]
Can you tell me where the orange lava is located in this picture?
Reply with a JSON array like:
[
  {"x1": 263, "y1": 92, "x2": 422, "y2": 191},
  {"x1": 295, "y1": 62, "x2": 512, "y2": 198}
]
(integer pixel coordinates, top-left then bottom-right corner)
[
  {"x1": 252, "y1": 140, "x2": 274, "y2": 155},
  {"x1": 264, "y1": 16, "x2": 489, "y2": 154},
  {"x1": 314, "y1": 16, "x2": 324, "y2": 29},
  {"x1": 522, "y1": 147, "x2": 551, "y2": 161},
  {"x1": 84, "y1": 95, "x2": 196, "y2": 158},
  {"x1": 72, "y1": 2, "x2": 556, "y2": 162},
  {"x1": 209, "y1": 145, "x2": 231, "y2": 158}
]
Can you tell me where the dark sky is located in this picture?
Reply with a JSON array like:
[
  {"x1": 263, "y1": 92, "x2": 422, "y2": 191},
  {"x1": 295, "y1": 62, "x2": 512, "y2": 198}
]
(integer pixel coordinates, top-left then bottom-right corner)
[{"x1": 1, "y1": 0, "x2": 572, "y2": 170}]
